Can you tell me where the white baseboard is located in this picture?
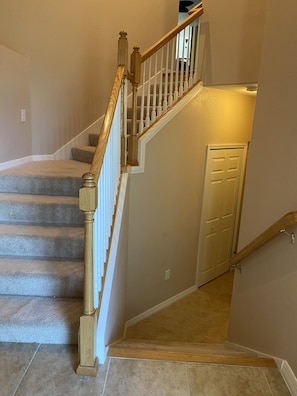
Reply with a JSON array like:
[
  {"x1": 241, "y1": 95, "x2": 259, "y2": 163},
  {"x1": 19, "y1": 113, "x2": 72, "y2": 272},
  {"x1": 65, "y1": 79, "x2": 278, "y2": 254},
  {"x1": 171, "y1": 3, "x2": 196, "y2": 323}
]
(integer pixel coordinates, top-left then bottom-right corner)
[
  {"x1": 281, "y1": 360, "x2": 297, "y2": 396},
  {"x1": 226, "y1": 341, "x2": 297, "y2": 395},
  {"x1": 0, "y1": 155, "x2": 54, "y2": 171},
  {"x1": 126, "y1": 285, "x2": 197, "y2": 328}
]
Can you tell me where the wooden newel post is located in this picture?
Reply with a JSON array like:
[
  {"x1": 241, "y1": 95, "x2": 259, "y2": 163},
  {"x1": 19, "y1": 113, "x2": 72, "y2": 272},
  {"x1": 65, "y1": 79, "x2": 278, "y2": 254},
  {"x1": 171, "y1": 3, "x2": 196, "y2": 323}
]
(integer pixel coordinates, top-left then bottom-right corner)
[
  {"x1": 128, "y1": 47, "x2": 141, "y2": 166},
  {"x1": 77, "y1": 172, "x2": 98, "y2": 376},
  {"x1": 118, "y1": 32, "x2": 128, "y2": 167},
  {"x1": 118, "y1": 31, "x2": 128, "y2": 75}
]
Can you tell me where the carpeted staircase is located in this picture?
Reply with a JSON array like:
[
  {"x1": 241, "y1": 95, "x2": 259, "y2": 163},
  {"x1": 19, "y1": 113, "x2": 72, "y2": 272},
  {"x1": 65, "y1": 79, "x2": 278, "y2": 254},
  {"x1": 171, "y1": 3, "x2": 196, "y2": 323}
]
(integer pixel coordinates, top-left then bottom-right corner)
[
  {"x1": 71, "y1": 132, "x2": 99, "y2": 164},
  {"x1": 0, "y1": 160, "x2": 90, "y2": 344}
]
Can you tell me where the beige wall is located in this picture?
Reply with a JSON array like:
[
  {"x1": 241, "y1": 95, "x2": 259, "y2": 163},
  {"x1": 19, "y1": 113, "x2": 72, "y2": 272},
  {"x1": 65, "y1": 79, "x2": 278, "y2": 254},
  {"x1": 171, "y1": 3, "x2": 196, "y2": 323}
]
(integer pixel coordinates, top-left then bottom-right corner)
[
  {"x1": 0, "y1": 45, "x2": 31, "y2": 162},
  {"x1": 229, "y1": 0, "x2": 297, "y2": 375},
  {"x1": 199, "y1": 0, "x2": 267, "y2": 86},
  {"x1": 0, "y1": 0, "x2": 179, "y2": 160},
  {"x1": 127, "y1": 86, "x2": 255, "y2": 319}
]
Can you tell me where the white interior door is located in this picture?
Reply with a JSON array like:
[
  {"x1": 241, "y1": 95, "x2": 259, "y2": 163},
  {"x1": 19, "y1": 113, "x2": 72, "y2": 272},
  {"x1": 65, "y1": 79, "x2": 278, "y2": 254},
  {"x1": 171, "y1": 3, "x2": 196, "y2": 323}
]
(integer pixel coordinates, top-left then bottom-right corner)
[{"x1": 196, "y1": 145, "x2": 247, "y2": 287}]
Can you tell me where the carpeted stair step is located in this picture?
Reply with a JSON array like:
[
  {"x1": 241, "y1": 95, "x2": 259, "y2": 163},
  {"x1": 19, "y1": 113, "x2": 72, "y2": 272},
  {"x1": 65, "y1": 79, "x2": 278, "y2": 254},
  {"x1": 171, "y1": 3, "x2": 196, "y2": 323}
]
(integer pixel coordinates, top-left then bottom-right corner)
[
  {"x1": 0, "y1": 258, "x2": 83, "y2": 298},
  {"x1": 0, "y1": 224, "x2": 84, "y2": 259},
  {"x1": 0, "y1": 160, "x2": 86, "y2": 345},
  {"x1": 0, "y1": 160, "x2": 89, "y2": 196},
  {"x1": 71, "y1": 146, "x2": 96, "y2": 164},
  {"x1": 108, "y1": 339, "x2": 277, "y2": 368},
  {"x1": 89, "y1": 133, "x2": 100, "y2": 147},
  {"x1": 0, "y1": 295, "x2": 82, "y2": 344},
  {"x1": 0, "y1": 193, "x2": 83, "y2": 226}
]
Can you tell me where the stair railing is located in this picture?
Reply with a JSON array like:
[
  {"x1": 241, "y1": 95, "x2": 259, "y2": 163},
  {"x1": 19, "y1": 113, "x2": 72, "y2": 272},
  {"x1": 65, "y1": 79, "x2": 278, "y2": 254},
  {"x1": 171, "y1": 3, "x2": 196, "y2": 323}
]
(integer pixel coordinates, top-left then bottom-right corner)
[
  {"x1": 127, "y1": 4, "x2": 204, "y2": 165},
  {"x1": 76, "y1": 34, "x2": 128, "y2": 376},
  {"x1": 231, "y1": 211, "x2": 297, "y2": 272}
]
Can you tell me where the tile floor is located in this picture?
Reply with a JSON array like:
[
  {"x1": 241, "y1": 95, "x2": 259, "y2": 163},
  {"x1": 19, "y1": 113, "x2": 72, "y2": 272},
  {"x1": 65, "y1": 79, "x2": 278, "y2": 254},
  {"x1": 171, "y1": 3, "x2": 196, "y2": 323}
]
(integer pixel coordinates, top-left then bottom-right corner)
[
  {"x1": 0, "y1": 342, "x2": 291, "y2": 395},
  {"x1": 0, "y1": 272, "x2": 292, "y2": 395}
]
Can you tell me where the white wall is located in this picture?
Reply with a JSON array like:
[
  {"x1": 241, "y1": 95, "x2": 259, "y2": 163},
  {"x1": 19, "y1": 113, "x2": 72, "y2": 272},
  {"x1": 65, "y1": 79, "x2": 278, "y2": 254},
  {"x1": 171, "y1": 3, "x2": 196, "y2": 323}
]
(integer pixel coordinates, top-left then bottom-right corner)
[
  {"x1": 127, "y1": 86, "x2": 255, "y2": 319},
  {"x1": 228, "y1": 0, "x2": 297, "y2": 376},
  {"x1": 0, "y1": 0, "x2": 179, "y2": 161},
  {"x1": 199, "y1": 0, "x2": 267, "y2": 86}
]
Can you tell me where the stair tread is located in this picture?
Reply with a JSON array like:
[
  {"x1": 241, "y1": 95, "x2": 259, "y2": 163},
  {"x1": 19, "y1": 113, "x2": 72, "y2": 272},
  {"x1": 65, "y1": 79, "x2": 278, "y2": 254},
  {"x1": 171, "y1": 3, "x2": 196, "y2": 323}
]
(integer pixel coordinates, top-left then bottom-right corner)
[
  {"x1": 0, "y1": 193, "x2": 79, "y2": 205},
  {"x1": 0, "y1": 257, "x2": 83, "y2": 277},
  {"x1": 0, "y1": 259, "x2": 83, "y2": 298},
  {"x1": 0, "y1": 295, "x2": 82, "y2": 344},
  {"x1": 112, "y1": 338, "x2": 257, "y2": 356},
  {"x1": 0, "y1": 223, "x2": 84, "y2": 237},
  {"x1": 108, "y1": 341, "x2": 276, "y2": 368},
  {"x1": 0, "y1": 160, "x2": 89, "y2": 179},
  {"x1": 72, "y1": 146, "x2": 96, "y2": 152},
  {"x1": 0, "y1": 295, "x2": 82, "y2": 327}
]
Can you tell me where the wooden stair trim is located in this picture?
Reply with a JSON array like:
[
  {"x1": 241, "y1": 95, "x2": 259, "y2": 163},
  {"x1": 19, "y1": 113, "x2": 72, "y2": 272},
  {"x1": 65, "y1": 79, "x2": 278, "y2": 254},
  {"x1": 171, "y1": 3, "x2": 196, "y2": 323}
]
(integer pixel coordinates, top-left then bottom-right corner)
[
  {"x1": 113, "y1": 338, "x2": 257, "y2": 356},
  {"x1": 108, "y1": 346, "x2": 276, "y2": 368}
]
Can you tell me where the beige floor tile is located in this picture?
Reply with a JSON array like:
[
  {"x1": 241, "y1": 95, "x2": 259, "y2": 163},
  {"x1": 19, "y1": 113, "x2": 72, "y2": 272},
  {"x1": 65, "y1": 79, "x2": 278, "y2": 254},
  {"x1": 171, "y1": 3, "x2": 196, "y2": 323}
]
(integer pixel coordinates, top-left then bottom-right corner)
[
  {"x1": 261, "y1": 367, "x2": 291, "y2": 396},
  {"x1": 14, "y1": 344, "x2": 108, "y2": 396},
  {"x1": 0, "y1": 342, "x2": 39, "y2": 396},
  {"x1": 186, "y1": 364, "x2": 284, "y2": 396},
  {"x1": 104, "y1": 358, "x2": 189, "y2": 396}
]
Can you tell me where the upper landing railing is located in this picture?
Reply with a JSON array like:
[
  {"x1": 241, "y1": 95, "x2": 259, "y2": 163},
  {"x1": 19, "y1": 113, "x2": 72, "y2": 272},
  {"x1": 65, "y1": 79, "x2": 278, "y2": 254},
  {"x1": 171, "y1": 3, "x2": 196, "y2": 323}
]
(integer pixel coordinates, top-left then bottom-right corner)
[{"x1": 127, "y1": 4, "x2": 204, "y2": 164}]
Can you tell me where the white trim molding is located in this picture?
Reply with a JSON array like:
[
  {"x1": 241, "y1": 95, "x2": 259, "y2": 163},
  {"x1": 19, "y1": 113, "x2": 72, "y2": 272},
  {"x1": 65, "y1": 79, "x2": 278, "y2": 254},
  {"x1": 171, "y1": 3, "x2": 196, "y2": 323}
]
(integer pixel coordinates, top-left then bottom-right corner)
[{"x1": 281, "y1": 360, "x2": 297, "y2": 396}]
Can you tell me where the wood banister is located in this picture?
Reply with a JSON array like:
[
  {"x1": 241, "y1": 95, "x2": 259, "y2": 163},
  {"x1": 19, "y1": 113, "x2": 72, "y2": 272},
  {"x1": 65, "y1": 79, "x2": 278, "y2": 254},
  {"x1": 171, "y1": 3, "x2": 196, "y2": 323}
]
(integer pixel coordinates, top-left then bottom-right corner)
[
  {"x1": 141, "y1": 7, "x2": 203, "y2": 62},
  {"x1": 231, "y1": 211, "x2": 297, "y2": 266},
  {"x1": 188, "y1": 2, "x2": 203, "y2": 15},
  {"x1": 90, "y1": 65, "x2": 125, "y2": 180}
]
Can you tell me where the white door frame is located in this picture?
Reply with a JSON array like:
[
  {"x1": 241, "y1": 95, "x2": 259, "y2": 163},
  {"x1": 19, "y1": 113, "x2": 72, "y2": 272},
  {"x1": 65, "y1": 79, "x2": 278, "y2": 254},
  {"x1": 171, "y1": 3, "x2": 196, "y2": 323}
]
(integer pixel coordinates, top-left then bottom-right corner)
[{"x1": 195, "y1": 143, "x2": 248, "y2": 287}]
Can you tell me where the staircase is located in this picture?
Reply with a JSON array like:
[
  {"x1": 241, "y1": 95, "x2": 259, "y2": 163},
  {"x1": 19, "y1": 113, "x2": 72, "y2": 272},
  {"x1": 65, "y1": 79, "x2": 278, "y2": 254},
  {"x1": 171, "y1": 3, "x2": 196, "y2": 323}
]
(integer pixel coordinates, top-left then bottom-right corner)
[
  {"x1": 0, "y1": 159, "x2": 89, "y2": 344},
  {"x1": 71, "y1": 132, "x2": 100, "y2": 164}
]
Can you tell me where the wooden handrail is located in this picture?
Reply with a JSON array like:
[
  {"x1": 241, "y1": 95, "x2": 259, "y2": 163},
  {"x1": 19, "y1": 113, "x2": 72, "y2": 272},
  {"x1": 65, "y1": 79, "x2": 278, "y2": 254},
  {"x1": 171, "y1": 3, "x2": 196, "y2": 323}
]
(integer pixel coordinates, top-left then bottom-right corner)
[
  {"x1": 90, "y1": 65, "x2": 125, "y2": 180},
  {"x1": 188, "y1": 2, "x2": 203, "y2": 15},
  {"x1": 141, "y1": 6, "x2": 203, "y2": 62},
  {"x1": 231, "y1": 211, "x2": 297, "y2": 266},
  {"x1": 77, "y1": 63, "x2": 125, "y2": 376}
]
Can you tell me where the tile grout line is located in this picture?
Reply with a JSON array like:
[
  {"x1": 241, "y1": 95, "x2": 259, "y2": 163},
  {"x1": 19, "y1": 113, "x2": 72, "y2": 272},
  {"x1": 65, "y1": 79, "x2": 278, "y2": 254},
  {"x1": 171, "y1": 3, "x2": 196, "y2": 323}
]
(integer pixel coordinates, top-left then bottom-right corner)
[
  {"x1": 185, "y1": 362, "x2": 191, "y2": 396},
  {"x1": 12, "y1": 343, "x2": 41, "y2": 396},
  {"x1": 101, "y1": 357, "x2": 112, "y2": 396},
  {"x1": 262, "y1": 370, "x2": 277, "y2": 396}
]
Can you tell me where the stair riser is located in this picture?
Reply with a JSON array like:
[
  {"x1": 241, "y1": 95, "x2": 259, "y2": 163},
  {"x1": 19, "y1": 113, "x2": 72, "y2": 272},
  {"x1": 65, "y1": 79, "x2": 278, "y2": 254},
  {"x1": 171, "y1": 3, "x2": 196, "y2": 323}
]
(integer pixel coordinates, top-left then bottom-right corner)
[
  {"x1": 0, "y1": 202, "x2": 83, "y2": 226},
  {"x1": 0, "y1": 176, "x2": 83, "y2": 197},
  {"x1": 127, "y1": 106, "x2": 155, "y2": 119},
  {"x1": 89, "y1": 133, "x2": 100, "y2": 147},
  {"x1": 0, "y1": 325, "x2": 78, "y2": 344},
  {"x1": 71, "y1": 148, "x2": 94, "y2": 164},
  {"x1": 0, "y1": 273, "x2": 83, "y2": 298},
  {"x1": 0, "y1": 235, "x2": 84, "y2": 259}
]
